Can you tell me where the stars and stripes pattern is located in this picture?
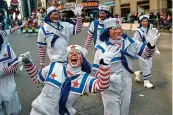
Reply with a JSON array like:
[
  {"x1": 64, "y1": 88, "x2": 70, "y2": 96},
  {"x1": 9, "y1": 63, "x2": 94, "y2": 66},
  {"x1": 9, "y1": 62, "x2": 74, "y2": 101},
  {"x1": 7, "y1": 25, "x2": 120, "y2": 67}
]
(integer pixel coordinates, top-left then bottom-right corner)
[
  {"x1": 84, "y1": 34, "x2": 93, "y2": 50},
  {"x1": 93, "y1": 65, "x2": 110, "y2": 92},
  {"x1": 3, "y1": 64, "x2": 18, "y2": 75},
  {"x1": 76, "y1": 15, "x2": 82, "y2": 33}
]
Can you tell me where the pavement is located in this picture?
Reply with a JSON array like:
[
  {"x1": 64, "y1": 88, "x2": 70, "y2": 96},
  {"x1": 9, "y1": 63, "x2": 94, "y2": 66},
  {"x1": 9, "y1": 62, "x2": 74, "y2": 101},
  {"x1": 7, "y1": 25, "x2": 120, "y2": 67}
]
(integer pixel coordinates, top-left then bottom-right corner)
[{"x1": 7, "y1": 28, "x2": 172, "y2": 115}]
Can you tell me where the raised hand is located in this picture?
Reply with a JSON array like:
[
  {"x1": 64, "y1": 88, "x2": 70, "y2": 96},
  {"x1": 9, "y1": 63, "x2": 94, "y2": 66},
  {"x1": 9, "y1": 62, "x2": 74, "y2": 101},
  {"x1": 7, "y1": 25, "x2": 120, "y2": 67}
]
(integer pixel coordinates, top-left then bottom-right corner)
[
  {"x1": 72, "y1": 3, "x2": 83, "y2": 15},
  {"x1": 102, "y1": 45, "x2": 120, "y2": 65},
  {"x1": 144, "y1": 28, "x2": 160, "y2": 46}
]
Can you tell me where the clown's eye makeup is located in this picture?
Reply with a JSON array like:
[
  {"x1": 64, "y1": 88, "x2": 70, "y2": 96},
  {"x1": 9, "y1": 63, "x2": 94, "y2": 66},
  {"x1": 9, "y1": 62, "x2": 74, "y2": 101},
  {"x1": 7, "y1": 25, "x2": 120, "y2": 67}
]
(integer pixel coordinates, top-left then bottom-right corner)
[
  {"x1": 77, "y1": 52, "x2": 81, "y2": 55},
  {"x1": 51, "y1": 12, "x2": 59, "y2": 15},
  {"x1": 69, "y1": 51, "x2": 73, "y2": 54}
]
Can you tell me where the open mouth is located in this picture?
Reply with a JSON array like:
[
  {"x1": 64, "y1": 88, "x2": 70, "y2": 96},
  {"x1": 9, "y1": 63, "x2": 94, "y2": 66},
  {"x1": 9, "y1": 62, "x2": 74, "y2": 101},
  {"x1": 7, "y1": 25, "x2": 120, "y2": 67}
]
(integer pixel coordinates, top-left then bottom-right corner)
[{"x1": 71, "y1": 56, "x2": 78, "y2": 65}]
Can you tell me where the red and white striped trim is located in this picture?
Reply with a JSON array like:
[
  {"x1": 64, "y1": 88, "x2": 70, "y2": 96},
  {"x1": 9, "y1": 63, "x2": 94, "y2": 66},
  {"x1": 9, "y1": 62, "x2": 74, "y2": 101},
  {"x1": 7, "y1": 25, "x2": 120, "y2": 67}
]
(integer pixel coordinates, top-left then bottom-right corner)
[
  {"x1": 38, "y1": 45, "x2": 46, "y2": 65},
  {"x1": 3, "y1": 64, "x2": 18, "y2": 75},
  {"x1": 93, "y1": 65, "x2": 110, "y2": 92},
  {"x1": 84, "y1": 34, "x2": 93, "y2": 50},
  {"x1": 24, "y1": 63, "x2": 39, "y2": 83},
  {"x1": 76, "y1": 15, "x2": 82, "y2": 33}
]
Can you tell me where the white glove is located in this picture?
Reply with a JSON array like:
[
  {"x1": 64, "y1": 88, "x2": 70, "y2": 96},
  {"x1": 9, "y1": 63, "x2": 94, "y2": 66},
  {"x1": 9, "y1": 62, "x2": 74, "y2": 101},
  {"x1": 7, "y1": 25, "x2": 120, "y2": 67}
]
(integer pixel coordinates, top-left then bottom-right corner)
[
  {"x1": 144, "y1": 28, "x2": 160, "y2": 46},
  {"x1": 18, "y1": 52, "x2": 32, "y2": 71},
  {"x1": 102, "y1": 45, "x2": 120, "y2": 65},
  {"x1": 0, "y1": 70, "x2": 4, "y2": 77},
  {"x1": 72, "y1": 3, "x2": 83, "y2": 15}
]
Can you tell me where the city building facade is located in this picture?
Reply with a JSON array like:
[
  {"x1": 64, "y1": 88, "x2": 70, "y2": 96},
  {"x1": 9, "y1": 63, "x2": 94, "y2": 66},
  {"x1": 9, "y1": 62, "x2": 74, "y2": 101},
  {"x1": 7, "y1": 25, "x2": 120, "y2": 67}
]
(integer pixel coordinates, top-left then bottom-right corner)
[{"x1": 113, "y1": 0, "x2": 172, "y2": 15}]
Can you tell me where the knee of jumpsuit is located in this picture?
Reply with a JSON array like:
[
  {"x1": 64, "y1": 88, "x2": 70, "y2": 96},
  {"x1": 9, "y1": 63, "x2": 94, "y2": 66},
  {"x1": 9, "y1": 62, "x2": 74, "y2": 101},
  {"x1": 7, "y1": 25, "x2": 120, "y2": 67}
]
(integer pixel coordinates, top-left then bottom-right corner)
[{"x1": 66, "y1": 106, "x2": 76, "y2": 115}]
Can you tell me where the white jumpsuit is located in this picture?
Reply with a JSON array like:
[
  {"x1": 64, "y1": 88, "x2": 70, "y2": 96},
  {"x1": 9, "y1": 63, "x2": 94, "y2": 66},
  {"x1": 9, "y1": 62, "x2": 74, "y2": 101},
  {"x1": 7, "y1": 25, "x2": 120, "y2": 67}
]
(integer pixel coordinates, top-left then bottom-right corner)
[
  {"x1": 37, "y1": 22, "x2": 76, "y2": 62},
  {"x1": 24, "y1": 61, "x2": 110, "y2": 115},
  {"x1": 92, "y1": 35, "x2": 155, "y2": 115},
  {"x1": 0, "y1": 44, "x2": 21, "y2": 115},
  {"x1": 134, "y1": 27, "x2": 152, "y2": 79},
  {"x1": 37, "y1": 15, "x2": 82, "y2": 65}
]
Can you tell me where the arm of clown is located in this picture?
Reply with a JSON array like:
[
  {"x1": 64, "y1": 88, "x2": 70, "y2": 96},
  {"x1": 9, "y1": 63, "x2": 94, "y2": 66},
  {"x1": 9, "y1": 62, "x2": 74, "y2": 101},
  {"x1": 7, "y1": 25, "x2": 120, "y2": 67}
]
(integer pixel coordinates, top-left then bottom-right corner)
[
  {"x1": 84, "y1": 22, "x2": 94, "y2": 50},
  {"x1": 19, "y1": 52, "x2": 49, "y2": 83},
  {"x1": 37, "y1": 28, "x2": 47, "y2": 68},
  {"x1": 0, "y1": 64, "x2": 18, "y2": 77},
  {"x1": 0, "y1": 46, "x2": 18, "y2": 77},
  {"x1": 136, "y1": 28, "x2": 160, "y2": 59},
  {"x1": 9, "y1": 22, "x2": 27, "y2": 34},
  {"x1": 72, "y1": 3, "x2": 83, "y2": 33},
  {"x1": 86, "y1": 46, "x2": 120, "y2": 93}
]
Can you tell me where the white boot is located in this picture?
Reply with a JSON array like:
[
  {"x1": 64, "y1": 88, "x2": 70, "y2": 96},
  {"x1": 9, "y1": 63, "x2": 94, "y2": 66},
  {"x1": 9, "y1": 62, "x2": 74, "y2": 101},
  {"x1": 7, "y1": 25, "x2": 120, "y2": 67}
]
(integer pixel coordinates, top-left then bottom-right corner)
[
  {"x1": 135, "y1": 71, "x2": 141, "y2": 82},
  {"x1": 144, "y1": 79, "x2": 154, "y2": 88}
]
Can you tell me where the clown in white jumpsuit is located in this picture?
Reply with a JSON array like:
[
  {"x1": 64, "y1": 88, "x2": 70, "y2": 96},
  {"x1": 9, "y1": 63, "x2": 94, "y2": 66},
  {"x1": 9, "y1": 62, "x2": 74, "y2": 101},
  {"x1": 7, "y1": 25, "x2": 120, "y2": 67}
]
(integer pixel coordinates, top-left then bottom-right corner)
[
  {"x1": 92, "y1": 18, "x2": 160, "y2": 115},
  {"x1": 20, "y1": 44, "x2": 119, "y2": 115},
  {"x1": 84, "y1": 5, "x2": 111, "y2": 52},
  {"x1": 133, "y1": 15, "x2": 160, "y2": 88},
  {"x1": 0, "y1": 35, "x2": 21, "y2": 115},
  {"x1": 37, "y1": 5, "x2": 82, "y2": 68}
]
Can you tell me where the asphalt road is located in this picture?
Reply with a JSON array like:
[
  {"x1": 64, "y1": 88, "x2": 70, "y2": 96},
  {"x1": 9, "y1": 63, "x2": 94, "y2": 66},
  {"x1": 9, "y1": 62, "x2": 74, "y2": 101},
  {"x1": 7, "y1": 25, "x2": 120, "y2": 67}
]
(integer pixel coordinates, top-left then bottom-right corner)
[{"x1": 7, "y1": 28, "x2": 172, "y2": 115}]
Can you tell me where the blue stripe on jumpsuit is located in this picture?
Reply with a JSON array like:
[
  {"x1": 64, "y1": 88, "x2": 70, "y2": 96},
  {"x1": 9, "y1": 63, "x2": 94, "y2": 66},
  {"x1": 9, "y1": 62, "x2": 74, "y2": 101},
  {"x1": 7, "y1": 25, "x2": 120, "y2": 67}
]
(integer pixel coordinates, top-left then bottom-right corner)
[
  {"x1": 96, "y1": 35, "x2": 136, "y2": 74},
  {"x1": 59, "y1": 66, "x2": 79, "y2": 115}
]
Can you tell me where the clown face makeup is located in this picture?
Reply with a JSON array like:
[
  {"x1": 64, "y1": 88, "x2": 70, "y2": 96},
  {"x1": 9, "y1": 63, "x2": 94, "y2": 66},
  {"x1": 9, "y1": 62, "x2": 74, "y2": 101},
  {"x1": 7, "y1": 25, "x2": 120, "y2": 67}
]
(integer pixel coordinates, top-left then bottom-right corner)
[
  {"x1": 141, "y1": 18, "x2": 149, "y2": 28},
  {"x1": 50, "y1": 11, "x2": 59, "y2": 23},
  {"x1": 99, "y1": 11, "x2": 106, "y2": 20},
  {"x1": 109, "y1": 27, "x2": 122, "y2": 40},
  {"x1": 68, "y1": 49, "x2": 83, "y2": 68}
]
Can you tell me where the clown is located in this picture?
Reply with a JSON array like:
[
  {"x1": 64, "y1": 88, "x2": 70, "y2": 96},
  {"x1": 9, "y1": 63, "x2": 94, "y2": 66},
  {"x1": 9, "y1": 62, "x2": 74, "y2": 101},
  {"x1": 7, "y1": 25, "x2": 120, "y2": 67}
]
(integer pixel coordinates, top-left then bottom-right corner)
[
  {"x1": 92, "y1": 18, "x2": 160, "y2": 115},
  {"x1": 19, "y1": 44, "x2": 119, "y2": 115},
  {"x1": 37, "y1": 5, "x2": 83, "y2": 68},
  {"x1": 133, "y1": 15, "x2": 160, "y2": 88},
  {"x1": 84, "y1": 5, "x2": 111, "y2": 52},
  {"x1": 0, "y1": 34, "x2": 21, "y2": 115}
]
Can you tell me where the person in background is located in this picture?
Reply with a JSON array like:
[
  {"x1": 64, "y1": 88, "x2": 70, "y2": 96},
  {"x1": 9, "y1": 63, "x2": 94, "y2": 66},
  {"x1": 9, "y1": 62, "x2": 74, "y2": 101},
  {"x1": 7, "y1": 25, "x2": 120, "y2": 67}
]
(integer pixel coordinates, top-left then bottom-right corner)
[
  {"x1": 133, "y1": 15, "x2": 160, "y2": 88},
  {"x1": 84, "y1": 5, "x2": 111, "y2": 53}
]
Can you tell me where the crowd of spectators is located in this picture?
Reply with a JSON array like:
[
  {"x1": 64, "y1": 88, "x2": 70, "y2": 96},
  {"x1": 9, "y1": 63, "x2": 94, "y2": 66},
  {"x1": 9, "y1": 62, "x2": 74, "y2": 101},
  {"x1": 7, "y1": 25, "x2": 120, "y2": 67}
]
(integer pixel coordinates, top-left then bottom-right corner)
[{"x1": 120, "y1": 11, "x2": 172, "y2": 30}]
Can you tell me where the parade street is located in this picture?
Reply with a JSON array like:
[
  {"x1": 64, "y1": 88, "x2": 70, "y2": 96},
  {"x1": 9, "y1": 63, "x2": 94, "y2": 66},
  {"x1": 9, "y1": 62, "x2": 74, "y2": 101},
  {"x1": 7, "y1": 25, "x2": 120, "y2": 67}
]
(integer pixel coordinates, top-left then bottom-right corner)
[{"x1": 9, "y1": 28, "x2": 171, "y2": 115}]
